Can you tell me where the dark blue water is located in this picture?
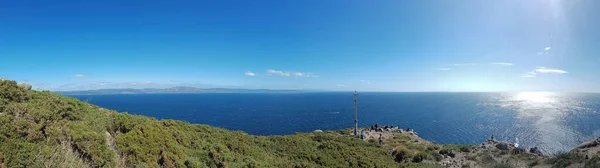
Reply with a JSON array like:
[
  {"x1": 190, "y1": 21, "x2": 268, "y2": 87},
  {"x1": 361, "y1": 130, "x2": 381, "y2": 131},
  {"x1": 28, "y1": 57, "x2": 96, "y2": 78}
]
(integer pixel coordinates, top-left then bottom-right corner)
[{"x1": 72, "y1": 92, "x2": 600, "y2": 154}]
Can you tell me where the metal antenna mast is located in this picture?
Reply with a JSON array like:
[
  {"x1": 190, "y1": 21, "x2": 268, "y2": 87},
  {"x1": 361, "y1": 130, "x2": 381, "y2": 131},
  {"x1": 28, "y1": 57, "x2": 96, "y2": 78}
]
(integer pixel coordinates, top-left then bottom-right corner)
[{"x1": 354, "y1": 91, "x2": 358, "y2": 136}]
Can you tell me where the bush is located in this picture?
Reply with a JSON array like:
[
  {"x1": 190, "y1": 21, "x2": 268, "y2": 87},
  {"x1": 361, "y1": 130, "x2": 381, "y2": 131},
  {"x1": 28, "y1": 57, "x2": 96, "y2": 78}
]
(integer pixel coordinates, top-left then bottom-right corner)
[
  {"x1": 585, "y1": 156, "x2": 600, "y2": 168},
  {"x1": 412, "y1": 152, "x2": 427, "y2": 163},
  {"x1": 392, "y1": 146, "x2": 410, "y2": 162},
  {"x1": 492, "y1": 163, "x2": 513, "y2": 168},
  {"x1": 547, "y1": 152, "x2": 584, "y2": 168},
  {"x1": 481, "y1": 154, "x2": 497, "y2": 165},
  {"x1": 528, "y1": 160, "x2": 538, "y2": 167}
]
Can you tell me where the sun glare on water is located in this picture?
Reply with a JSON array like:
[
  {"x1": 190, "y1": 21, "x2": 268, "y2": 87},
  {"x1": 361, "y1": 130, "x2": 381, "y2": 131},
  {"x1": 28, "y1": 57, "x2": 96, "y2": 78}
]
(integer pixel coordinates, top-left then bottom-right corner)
[{"x1": 514, "y1": 92, "x2": 556, "y2": 103}]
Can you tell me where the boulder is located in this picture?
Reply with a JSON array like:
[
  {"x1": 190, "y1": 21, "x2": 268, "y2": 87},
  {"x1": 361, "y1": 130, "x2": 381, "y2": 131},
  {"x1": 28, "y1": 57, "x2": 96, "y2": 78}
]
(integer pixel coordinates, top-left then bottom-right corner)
[
  {"x1": 495, "y1": 142, "x2": 510, "y2": 150},
  {"x1": 529, "y1": 147, "x2": 542, "y2": 156},
  {"x1": 17, "y1": 83, "x2": 32, "y2": 90},
  {"x1": 512, "y1": 147, "x2": 526, "y2": 154},
  {"x1": 576, "y1": 138, "x2": 599, "y2": 149}
]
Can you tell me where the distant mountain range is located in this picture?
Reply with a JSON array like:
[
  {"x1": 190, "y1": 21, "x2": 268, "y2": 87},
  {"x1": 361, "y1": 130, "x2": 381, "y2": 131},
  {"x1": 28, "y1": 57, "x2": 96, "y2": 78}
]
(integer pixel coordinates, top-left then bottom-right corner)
[{"x1": 57, "y1": 86, "x2": 321, "y2": 95}]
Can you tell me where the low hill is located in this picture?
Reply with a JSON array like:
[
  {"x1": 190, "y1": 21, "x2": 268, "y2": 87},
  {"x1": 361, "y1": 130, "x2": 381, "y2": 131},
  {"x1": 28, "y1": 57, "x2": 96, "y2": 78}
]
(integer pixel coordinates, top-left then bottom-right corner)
[
  {"x1": 57, "y1": 87, "x2": 313, "y2": 95},
  {"x1": 1, "y1": 79, "x2": 598, "y2": 167}
]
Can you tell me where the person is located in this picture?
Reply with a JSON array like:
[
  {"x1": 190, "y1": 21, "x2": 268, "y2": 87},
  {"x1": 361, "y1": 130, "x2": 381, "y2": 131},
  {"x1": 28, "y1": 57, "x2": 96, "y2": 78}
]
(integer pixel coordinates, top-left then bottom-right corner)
[
  {"x1": 360, "y1": 131, "x2": 365, "y2": 140},
  {"x1": 379, "y1": 134, "x2": 383, "y2": 145}
]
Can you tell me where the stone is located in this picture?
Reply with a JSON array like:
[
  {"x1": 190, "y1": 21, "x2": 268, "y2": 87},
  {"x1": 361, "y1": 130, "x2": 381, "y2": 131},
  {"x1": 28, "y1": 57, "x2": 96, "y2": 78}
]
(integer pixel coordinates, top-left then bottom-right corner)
[
  {"x1": 529, "y1": 147, "x2": 542, "y2": 156},
  {"x1": 576, "y1": 139, "x2": 599, "y2": 149},
  {"x1": 495, "y1": 142, "x2": 510, "y2": 150},
  {"x1": 313, "y1": 129, "x2": 323, "y2": 133}
]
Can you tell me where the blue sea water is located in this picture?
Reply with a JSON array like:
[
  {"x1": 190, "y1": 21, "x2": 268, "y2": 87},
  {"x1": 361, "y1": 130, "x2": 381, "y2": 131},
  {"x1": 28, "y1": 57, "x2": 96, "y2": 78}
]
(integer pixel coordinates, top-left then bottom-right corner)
[{"x1": 72, "y1": 92, "x2": 600, "y2": 154}]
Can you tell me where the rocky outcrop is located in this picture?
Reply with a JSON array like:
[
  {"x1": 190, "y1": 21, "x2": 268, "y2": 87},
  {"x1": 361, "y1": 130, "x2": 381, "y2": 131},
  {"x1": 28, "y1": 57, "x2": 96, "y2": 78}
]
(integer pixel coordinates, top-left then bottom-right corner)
[
  {"x1": 529, "y1": 147, "x2": 543, "y2": 156},
  {"x1": 576, "y1": 138, "x2": 599, "y2": 149},
  {"x1": 495, "y1": 142, "x2": 510, "y2": 150}
]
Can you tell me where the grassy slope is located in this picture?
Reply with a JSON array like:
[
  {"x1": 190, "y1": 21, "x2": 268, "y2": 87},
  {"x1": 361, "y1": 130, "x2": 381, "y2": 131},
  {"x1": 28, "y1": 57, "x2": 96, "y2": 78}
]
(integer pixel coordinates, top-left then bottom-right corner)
[{"x1": 0, "y1": 80, "x2": 412, "y2": 167}]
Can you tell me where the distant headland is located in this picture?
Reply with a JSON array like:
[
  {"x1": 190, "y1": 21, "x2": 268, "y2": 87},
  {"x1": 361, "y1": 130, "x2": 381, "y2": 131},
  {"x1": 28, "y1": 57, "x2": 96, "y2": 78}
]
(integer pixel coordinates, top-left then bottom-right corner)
[{"x1": 57, "y1": 87, "x2": 323, "y2": 95}]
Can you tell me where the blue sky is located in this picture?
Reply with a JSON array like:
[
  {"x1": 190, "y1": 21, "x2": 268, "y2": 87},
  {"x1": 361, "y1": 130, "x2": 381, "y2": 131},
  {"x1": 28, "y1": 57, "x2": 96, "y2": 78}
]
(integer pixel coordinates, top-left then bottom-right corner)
[{"x1": 1, "y1": 0, "x2": 599, "y2": 92}]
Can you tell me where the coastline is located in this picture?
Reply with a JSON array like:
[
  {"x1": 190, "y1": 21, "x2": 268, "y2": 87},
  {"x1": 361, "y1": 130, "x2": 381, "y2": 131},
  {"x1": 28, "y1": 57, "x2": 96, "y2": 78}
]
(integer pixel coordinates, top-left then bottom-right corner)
[{"x1": 1, "y1": 80, "x2": 599, "y2": 167}]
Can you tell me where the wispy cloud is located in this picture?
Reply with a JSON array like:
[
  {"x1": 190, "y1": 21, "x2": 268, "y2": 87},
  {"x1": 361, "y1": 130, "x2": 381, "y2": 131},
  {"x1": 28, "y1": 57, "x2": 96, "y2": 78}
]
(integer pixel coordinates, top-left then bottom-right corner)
[
  {"x1": 266, "y1": 69, "x2": 318, "y2": 78},
  {"x1": 267, "y1": 69, "x2": 290, "y2": 76},
  {"x1": 522, "y1": 67, "x2": 568, "y2": 78},
  {"x1": 490, "y1": 62, "x2": 514, "y2": 66},
  {"x1": 534, "y1": 67, "x2": 568, "y2": 74},
  {"x1": 74, "y1": 74, "x2": 87, "y2": 78},
  {"x1": 538, "y1": 46, "x2": 552, "y2": 55},
  {"x1": 336, "y1": 84, "x2": 346, "y2": 87},
  {"x1": 522, "y1": 71, "x2": 537, "y2": 78},
  {"x1": 360, "y1": 80, "x2": 371, "y2": 84},
  {"x1": 436, "y1": 68, "x2": 452, "y2": 71},
  {"x1": 244, "y1": 71, "x2": 256, "y2": 76}
]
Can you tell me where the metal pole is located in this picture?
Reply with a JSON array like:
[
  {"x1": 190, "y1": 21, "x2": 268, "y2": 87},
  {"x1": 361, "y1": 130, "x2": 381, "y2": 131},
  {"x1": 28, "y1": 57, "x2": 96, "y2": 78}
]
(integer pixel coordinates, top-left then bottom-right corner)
[{"x1": 354, "y1": 91, "x2": 358, "y2": 136}]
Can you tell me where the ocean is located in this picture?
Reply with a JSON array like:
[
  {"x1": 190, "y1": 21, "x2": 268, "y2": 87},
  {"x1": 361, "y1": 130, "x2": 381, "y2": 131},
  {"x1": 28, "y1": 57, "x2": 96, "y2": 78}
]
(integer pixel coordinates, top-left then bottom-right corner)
[{"x1": 72, "y1": 92, "x2": 600, "y2": 154}]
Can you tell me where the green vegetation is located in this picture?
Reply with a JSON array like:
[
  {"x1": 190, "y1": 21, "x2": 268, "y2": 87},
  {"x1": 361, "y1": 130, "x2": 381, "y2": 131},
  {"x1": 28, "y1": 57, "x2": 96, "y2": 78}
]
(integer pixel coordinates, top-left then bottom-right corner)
[
  {"x1": 1, "y1": 79, "x2": 598, "y2": 167},
  {"x1": 547, "y1": 152, "x2": 585, "y2": 168},
  {"x1": 0, "y1": 79, "x2": 403, "y2": 167}
]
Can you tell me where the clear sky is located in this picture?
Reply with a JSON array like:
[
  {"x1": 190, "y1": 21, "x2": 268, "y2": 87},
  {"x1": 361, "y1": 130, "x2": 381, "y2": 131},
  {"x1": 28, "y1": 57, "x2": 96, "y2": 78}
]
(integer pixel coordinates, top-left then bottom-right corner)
[{"x1": 1, "y1": 0, "x2": 599, "y2": 92}]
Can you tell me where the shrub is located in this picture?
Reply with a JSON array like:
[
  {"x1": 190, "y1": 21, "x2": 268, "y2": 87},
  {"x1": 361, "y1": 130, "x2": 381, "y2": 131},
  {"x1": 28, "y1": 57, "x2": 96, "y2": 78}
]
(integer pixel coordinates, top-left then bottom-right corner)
[
  {"x1": 547, "y1": 152, "x2": 584, "y2": 168},
  {"x1": 528, "y1": 160, "x2": 538, "y2": 167},
  {"x1": 412, "y1": 152, "x2": 427, "y2": 163},
  {"x1": 585, "y1": 156, "x2": 600, "y2": 168},
  {"x1": 392, "y1": 146, "x2": 410, "y2": 162},
  {"x1": 492, "y1": 163, "x2": 513, "y2": 168}
]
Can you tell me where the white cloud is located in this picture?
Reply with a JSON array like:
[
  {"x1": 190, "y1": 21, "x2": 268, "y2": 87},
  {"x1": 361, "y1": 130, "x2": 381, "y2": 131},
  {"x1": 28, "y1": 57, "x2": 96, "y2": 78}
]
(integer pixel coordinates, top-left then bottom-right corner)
[
  {"x1": 74, "y1": 74, "x2": 87, "y2": 78},
  {"x1": 534, "y1": 67, "x2": 568, "y2": 74},
  {"x1": 522, "y1": 71, "x2": 537, "y2": 78},
  {"x1": 266, "y1": 69, "x2": 318, "y2": 78},
  {"x1": 538, "y1": 47, "x2": 552, "y2": 55},
  {"x1": 244, "y1": 71, "x2": 256, "y2": 76},
  {"x1": 490, "y1": 62, "x2": 513, "y2": 66},
  {"x1": 267, "y1": 69, "x2": 290, "y2": 76},
  {"x1": 521, "y1": 67, "x2": 568, "y2": 78},
  {"x1": 360, "y1": 80, "x2": 371, "y2": 84},
  {"x1": 436, "y1": 68, "x2": 452, "y2": 71},
  {"x1": 336, "y1": 84, "x2": 346, "y2": 87}
]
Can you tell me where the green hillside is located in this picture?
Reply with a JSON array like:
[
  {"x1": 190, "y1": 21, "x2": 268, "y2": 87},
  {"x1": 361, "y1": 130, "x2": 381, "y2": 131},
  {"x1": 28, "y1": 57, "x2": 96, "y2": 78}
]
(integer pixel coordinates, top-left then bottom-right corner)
[
  {"x1": 1, "y1": 79, "x2": 599, "y2": 168},
  {"x1": 0, "y1": 79, "x2": 412, "y2": 167}
]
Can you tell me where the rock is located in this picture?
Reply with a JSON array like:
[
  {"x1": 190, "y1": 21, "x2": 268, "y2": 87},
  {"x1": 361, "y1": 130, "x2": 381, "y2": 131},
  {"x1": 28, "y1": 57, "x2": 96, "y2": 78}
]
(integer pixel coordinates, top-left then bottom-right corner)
[
  {"x1": 496, "y1": 142, "x2": 510, "y2": 150},
  {"x1": 447, "y1": 151, "x2": 456, "y2": 158},
  {"x1": 512, "y1": 147, "x2": 526, "y2": 154},
  {"x1": 313, "y1": 129, "x2": 323, "y2": 133},
  {"x1": 576, "y1": 138, "x2": 599, "y2": 149},
  {"x1": 529, "y1": 147, "x2": 542, "y2": 156},
  {"x1": 17, "y1": 83, "x2": 32, "y2": 90}
]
